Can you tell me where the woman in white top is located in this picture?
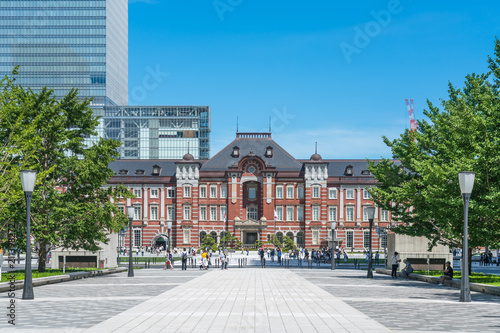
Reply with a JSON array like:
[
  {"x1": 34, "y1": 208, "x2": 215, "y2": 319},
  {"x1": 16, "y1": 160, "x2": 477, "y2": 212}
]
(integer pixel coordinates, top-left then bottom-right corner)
[{"x1": 391, "y1": 251, "x2": 401, "y2": 278}]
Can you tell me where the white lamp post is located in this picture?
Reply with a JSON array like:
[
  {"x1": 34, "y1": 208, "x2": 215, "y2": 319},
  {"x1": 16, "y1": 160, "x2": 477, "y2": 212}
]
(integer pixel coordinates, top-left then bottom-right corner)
[
  {"x1": 20, "y1": 170, "x2": 36, "y2": 300},
  {"x1": 458, "y1": 171, "x2": 475, "y2": 302},
  {"x1": 331, "y1": 221, "x2": 337, "y2": 270},
  {"x1": 126, "y1": 206, "x2": 135, "y2": 278},
  {"x1": 166, "y1": 221, "x2": 172, "y2": 252},
  {"x1": 366, "y1": 206, "x2": 376, "y2": 278}
]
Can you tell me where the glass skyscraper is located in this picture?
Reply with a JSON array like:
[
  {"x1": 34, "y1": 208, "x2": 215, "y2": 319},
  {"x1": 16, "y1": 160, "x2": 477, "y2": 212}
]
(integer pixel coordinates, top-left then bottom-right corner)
[
  {"x1": 0, "y1": 0, "x2": 128, "y2": 107},
  {"x1": 104, "y1": 105, "x2": 211, "y2": 159}
]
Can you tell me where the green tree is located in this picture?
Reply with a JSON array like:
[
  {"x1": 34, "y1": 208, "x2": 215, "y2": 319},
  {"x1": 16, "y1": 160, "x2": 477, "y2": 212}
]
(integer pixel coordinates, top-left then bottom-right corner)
[
  {"x1": 0, "y1": 69, "x2": 39, "y2": 245},
  {"x1": 265, "y1": 235, "x2": 282, "y2": 248},
  {"x1": 254, "y1": 239, "x2": 263, "y2": 248},
  {"x1": 368, "y1": 39, "x2": 500, "y2": 259},
  {"x1": 282, "y1": 236, "x2": 295, "y2": 252},
  {"x1": 1, "y1": 76, "x2": 131, "y2": 272},
  {"x1": 220, "y1": 231, "x2": 237, "y2": 248},
  {"x1": 201, "y1": 235, "x2": 218, "y2": 252}
]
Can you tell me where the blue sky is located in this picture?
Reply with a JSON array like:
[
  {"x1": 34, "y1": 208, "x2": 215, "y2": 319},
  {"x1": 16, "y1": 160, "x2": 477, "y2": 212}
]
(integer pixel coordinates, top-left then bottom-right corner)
[{"x1": 128, "y1": 0, "x2": 500, "y2": 159}]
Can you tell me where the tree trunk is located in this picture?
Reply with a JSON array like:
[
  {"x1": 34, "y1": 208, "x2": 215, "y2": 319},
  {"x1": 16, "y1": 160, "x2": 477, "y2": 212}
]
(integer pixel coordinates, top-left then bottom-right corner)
[{"x1": 37, "y1": 243, "x2": 47, "y2": 272}]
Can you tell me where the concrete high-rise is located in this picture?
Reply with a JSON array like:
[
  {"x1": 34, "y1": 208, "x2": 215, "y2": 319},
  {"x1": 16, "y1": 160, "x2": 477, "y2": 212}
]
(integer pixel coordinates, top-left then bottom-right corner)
[{"x1": 0, "y1": 0, "x2": 128, "y2": 107}]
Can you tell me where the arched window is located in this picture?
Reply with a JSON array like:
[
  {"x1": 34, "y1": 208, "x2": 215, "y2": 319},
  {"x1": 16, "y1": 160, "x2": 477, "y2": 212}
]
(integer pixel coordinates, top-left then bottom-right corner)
[
  {"x1": 199, "y1": 231, "x2": 207, "y2": 244},
  {"x1": 297, "y1": 232, "x2": 304, "y2": 246},
  {"x1": 210, "y1": 231, "x2": 217, "y2": 243},
  {"x1": 286, "y1": 232, "x2": 294, "y2": 239}
]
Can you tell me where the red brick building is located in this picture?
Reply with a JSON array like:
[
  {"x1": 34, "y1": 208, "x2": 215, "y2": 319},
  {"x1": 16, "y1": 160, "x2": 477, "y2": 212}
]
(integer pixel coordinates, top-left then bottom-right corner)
[{"x1": 108, "y1": 132, "x2": 396, "y2": 251}]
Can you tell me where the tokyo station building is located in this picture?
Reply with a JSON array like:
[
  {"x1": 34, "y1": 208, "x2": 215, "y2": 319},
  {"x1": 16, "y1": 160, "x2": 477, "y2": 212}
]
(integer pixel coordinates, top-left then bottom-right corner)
[{"x1": 108, "y1": 132, "x2": 394, "y2": 251}]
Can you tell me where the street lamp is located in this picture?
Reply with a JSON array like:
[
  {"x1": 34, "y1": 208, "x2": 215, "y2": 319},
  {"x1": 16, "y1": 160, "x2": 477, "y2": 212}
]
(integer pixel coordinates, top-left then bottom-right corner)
[
  {"x1": 331, "y1": 221, "x2": 337, "y2": 270},
  {"x1": 126, "y1": 206, "x2": 134, "y2": 278},
  {"x1": 366, "y1": 206, "x2": 376, "y2": 278},
  {"x1": 166, "y1": 221, "x2": 172, "y2": 252},
  {"x1": 459, "y1": 171, "x2": 475, "y2": 302},
  {"x1": 20, "y1": 170, "x2": 36, "y2": 300}
]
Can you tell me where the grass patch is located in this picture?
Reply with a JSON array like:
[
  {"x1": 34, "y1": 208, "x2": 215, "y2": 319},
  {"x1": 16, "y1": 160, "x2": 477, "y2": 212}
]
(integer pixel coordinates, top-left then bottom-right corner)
[
  {"x1": 413, "y1": 270, "x2": 500, "y2": 286},
  {"x1": 1, "y1": 267, "x2": 103, "y2": 283}
]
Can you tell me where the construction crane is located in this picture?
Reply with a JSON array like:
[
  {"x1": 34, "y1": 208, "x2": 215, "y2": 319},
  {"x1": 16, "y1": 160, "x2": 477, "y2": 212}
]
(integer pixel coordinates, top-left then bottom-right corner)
[{"x1": 405, "y1": 98, "x2": 418, "y2": 134}]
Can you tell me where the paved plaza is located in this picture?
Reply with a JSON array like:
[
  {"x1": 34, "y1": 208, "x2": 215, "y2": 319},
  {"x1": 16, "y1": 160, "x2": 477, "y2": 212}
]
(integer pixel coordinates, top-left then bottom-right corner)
[{"x1": 1, "y1": 261, "x2": 500, "y2": 332}]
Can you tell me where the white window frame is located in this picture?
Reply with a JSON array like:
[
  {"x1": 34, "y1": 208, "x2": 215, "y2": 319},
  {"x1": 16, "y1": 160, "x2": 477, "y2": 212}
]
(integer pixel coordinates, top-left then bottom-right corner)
[
  {"x1": 346, "y1": 206, "x2": 354, "y2": 221},
  {"x1": 276, "y1": 206, "x2": 283, "y2": 221},
  {"x1": 312, "y1": 206, "x2": 320, "y2": 221},
  {"x1": 363, "y1": 188, "x2": 372, "y2": 199},
  {"x1": 297, "y1": 205, "x2": 304, "y2": 221},
  {"x1": 133, "y1": 206, "x2": 141, "y2": 220},
  {"x1": 199, "y1": 186, "x2": 207, "y2": 198},
  {"x1": 184, "y1": 186, "x2": 191, "y2": 198},
  {"x1": 220, "y1": 205, "x2": 227, "y2": 220},
  {"x1": 220, "y1": 185, "x2": 227, "y2": 198},
  {"x1": 210, "y1": 205, "x2": 217, "y2": 221},
  {"x1": 247, "y1": 206, "x2": 258, "y2": 220},
  {"x1": 328, "y1": 206, "x2": 337, "y2": 221},
  {"x1": 200, "y1": 206, "x2": 207, "y2": 221},
  {"x1": 183, "y1": 205, "x2": 191, "y2": 220},
  {"x1": 381, "y1": 209, "x2": 389, "y2": 222},
  {"x1": 150, "y1": 206, "x2": 158, "y2": 220},
  {"x1": 312, "y1": 186, "x2": 320, "y2": 198},
  {"x1": 297, "y1": 186, "x2": 304, "y2": 199},
  {"x1": 276, "y1": 186, "x2": 283, "y2": 199},
  {"x1": 312, "y1": 230, "x2": 319, "y2": 245},
  {"x1": 133, "y1": 229, "x2": 141, "y2": 247},
  {"x1": 346, "y1": 230, "x2": 354, "y2": 248},
  {"x1": 167, "y1": 187, "x2": 175, "y2": 198},
  {"x1": 210, "y1": 185, "x2": 217, "y2": 198},
  {"x1": 183, "y1": 229, "x2": 191, "y2": 244},
  {"x1": 167, "y1": 205, "x2": 175, "y2": 220},
  {"x1": 133, "y1": 188, "x2": 142, "y2": 198},
  {"x1": 328, "y1": 188, "x2": 337, "y2": 199},
  {"x1": 286, "y1": 206, "x2": 294, "y2": 221},
  {"x1": 150, "y1": 188, "x2": 158, "y2": 198},
  {"x1": 286, "y1": 186, "x2": 294, "y2": 199},
  {"x1": 346, "y1": 189, "x2": 354, "y2": 199}
]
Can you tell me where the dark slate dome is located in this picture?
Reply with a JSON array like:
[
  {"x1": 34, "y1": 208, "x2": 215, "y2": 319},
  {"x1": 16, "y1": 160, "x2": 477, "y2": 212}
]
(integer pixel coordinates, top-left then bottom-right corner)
[
  {"x1": 182, "y1": 153, "x2": 194, "y2": 161},
  {"x1": 310, "y1": 153, "x2": 322, "y2": 161}
]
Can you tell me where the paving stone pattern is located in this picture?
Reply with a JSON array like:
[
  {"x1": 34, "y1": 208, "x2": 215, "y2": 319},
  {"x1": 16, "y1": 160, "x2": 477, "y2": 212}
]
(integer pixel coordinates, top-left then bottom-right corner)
[
  {"x1": 0, "y1": 269, "x2": 207, "y2": 332},
  {"x1": 296, "y1": 269, "x2": 500, "y2": 333}
]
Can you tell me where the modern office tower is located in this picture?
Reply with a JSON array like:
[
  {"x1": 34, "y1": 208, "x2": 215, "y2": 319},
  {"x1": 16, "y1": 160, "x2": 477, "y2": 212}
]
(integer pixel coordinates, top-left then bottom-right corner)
[
  {"x1": 0, "y1": 0, "x2": 128, "y2": 141},
  {"x1": 104, "y1": 105, "x2": 211, "y2": 159}
]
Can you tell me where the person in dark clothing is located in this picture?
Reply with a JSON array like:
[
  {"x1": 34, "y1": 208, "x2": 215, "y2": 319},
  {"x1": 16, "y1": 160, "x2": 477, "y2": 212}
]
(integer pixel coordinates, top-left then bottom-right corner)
[{"x1": 439, "y1": 261, "x2": 453, "y2": 285}]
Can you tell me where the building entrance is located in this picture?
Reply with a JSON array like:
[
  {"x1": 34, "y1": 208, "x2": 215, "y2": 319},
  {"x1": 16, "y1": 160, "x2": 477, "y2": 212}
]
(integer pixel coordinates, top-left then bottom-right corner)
[
  {"x1": 155, "y1": 237, "x2": 167, "y2": 250},
  {"x1": 246, "y1": 232, "x2": 257, "y2": 245}
]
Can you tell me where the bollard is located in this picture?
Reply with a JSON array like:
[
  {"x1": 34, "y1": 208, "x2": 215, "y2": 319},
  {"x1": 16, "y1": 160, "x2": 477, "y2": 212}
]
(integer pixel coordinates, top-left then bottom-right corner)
[
  {"x1": 144, "y1": 261, "x2": 147, "y2": 269},
  {"x1": 148, "y1": 259, "x2": 151, "y2": 269}
]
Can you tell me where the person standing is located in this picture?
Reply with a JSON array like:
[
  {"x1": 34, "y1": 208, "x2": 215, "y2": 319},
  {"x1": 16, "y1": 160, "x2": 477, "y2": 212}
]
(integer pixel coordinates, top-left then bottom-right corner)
[
  {"x1": 391, "y1": 251, "x2": 401, "y2": 278},
  {"x1": 181, "y1": 248, "x2": 188, "y2": 270},
  {"x1": 201, "y1": 250, "x2": 208, "y2": 270},
  {"x1": 375, "y1": 252, "x2": 380, "y2": 265},
  {"x1": 220, "y1": 250, "x2": 226, "y2": 270},
  {"x1": 277, "y1": 247, "x2": 282, "y2": 264}
]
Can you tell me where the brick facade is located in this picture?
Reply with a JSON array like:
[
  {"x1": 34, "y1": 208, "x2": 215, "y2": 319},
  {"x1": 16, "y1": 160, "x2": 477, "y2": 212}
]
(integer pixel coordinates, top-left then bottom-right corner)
[{"x1": 109, "y1": 133, "x2": 397, "y2": 251}]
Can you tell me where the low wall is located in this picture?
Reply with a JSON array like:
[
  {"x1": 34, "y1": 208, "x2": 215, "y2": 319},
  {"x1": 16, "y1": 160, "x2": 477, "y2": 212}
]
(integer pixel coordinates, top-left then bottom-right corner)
[{"x1": 375, "y1": 268, "x2": 500, "y2": 297}]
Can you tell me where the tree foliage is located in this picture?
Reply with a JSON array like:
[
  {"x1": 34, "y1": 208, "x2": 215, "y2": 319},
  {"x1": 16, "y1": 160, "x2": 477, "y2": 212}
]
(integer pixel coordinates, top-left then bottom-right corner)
[
  {"x1": 368, "y1": 39, "x2": 500, "y2": 250},
  {"x1": 0, "y1": 71, "x2": 131, "y2": 271}
]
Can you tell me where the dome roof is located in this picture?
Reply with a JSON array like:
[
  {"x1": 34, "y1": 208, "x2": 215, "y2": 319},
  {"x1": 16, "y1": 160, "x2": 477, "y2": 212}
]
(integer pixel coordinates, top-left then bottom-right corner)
[
  {"x1": 182, "y1": 153, "x2": 194, "y2": 161},
  {"x1": 310, "y1": 153, "x2": 322, "y2": 161}
]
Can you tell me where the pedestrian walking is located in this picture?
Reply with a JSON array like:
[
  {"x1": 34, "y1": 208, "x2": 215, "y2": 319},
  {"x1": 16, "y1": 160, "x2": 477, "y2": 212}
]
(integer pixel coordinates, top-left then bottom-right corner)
[{"x1": 163, "y1": 250, "x2": 174, "y2": 270}]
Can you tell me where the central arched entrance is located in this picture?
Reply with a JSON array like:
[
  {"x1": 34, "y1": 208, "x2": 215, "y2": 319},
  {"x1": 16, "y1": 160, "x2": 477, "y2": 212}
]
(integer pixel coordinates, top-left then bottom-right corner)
[{"x1": 151, "y1": 233, "x2": 169, "y2": 250}]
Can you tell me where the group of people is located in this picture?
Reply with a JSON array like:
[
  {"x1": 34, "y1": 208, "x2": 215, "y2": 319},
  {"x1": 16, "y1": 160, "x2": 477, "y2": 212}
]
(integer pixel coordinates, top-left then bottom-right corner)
[{"x1": 391, "y1": 251, "x2": 453, "y2": 285}]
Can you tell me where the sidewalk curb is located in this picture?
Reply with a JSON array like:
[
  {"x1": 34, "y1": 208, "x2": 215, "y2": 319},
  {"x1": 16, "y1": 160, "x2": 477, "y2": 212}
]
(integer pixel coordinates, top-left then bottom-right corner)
[
  {"x1": 0, "y1": 267, "x2": 127, "y2": 293},
  {"x1": 375, "y1": 268, "x2": 500, "y2": 296}
]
